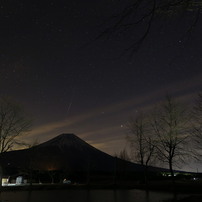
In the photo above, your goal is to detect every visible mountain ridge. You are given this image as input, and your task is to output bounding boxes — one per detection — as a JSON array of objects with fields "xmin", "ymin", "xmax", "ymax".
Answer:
[
  {"xmin": 1, "ymin": 133, "xmax": 171, "ymax": 179},
  {"xmin": 0, "ymin": 133, "xmax": 123, "ymax": 173},
  {"xmin": 37, "ymin": 133, "xmax": 101, "ymax": 152}
]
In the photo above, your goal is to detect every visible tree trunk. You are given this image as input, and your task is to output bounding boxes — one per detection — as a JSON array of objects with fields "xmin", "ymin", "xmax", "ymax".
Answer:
[
  {"xmin": 169, "ymin": 160, "xmax": 175, "ymax": 183},
  {"xmin": 0, "ymin": 165, "xmax": 2, "ymax": 188},
  {"xmin": 113, "ymin": 157, "xmax": 117, "ymax": 186},
  {"xmin": 144, "ymin": 165, "xmax": 148, "ymax": 186}
]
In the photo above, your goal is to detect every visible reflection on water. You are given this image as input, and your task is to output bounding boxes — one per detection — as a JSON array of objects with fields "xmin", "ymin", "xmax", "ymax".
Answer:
[{"xmin": 0, "ymin": 189, "xmax": 188, "ymax": 202}]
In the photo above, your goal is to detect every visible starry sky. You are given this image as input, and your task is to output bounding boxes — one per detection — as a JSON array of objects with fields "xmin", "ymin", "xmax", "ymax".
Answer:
[{"xmin": 1, "ymin": 1, "xmax": 202, "ymax": 171}]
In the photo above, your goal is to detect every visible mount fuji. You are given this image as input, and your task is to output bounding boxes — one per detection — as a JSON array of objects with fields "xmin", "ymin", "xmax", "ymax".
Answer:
[{"xmin": 0, "ymin": 134, "xmax": 144, "ymax": 174}]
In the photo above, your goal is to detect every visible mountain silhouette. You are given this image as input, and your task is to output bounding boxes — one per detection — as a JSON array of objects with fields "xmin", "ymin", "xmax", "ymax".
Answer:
[
  {"xmin": 31, "ymin": 133, "xmax": 117, "ymax": 172},
  {"xmin": 0, "ymin": 134, "xmax": 145, "ymax": 176},
  {"xmin": 0, "ymin": 133, "xmax": 177, "ymax": 185}
]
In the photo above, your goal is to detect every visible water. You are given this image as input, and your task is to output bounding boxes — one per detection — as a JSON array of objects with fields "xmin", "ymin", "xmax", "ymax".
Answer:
[{"xmin": 0, "ymin": 189, "xmax": 188, "ymax": 202}]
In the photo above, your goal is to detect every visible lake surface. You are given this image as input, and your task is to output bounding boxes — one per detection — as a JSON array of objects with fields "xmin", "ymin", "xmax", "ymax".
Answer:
[{"xmin": 0, "ymin": 189, "xmax": 188, "ymax": 202}]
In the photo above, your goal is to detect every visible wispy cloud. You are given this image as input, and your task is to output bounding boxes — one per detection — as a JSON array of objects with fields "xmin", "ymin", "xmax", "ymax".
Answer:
[{"xmin": 25, "ymin": 74, "xmax": 202, "ymax": 154}]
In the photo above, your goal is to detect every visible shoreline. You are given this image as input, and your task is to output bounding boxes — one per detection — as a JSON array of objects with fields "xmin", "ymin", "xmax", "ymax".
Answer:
[{"xmin": 1, "ymin": 180, "xmax": 202, "ymax": 194}]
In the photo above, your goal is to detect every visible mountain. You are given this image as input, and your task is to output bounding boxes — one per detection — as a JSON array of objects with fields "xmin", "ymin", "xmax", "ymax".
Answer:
[
  {"xmin": 30, "ymin": 133, "xmax": 117, "ymax": 172},
  {"xmin": 0, "ymin": 134, "xmax": 144, "ymax": 175},
  {"xmin": 0, "ymin": 134, "xmax": 192, "ymax": 184}
]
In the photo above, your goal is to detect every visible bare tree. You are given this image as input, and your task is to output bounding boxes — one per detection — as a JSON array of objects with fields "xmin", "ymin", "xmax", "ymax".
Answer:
[
  {"xmin": 192, "ymin": 92, "xmax": 202, "ymax": 154},
  {"xmin": 27, "ymin": 138, "xmax": 40, "ymax": 148},
  {"xmin": 0, "ymin": 97, "xmax": 31, "ymax": 153},
  {"xmin": 98, "ymin": 0, "xmax": 202, "ymax": 54},
  {"xmin": 151, "ymin": 96, "xmax": 190, "ymax": 179},
  {"xmin": 115, "ymin": 148, "xmax": 131, "ymax": 161},
  {"xmin": 126, "ymin": 113, "xmax": 156, "ymax": 183},
  {"xmin": 127, "ymin": 114, "xmax": 155, "ymax": 167}
]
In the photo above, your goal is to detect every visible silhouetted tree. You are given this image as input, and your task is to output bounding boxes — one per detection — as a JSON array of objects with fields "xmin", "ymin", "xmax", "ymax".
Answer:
[
  {"xmin": 99, "ymin": 0, "xmax": 202, "ymax": 54},
  {"xmin": 116, "ymin": 148, "xmax": 131, "ymax": 161},
  {"xmin": 0, "ymin": 97, "xmax": 31, "ymax": 153},
  {"xmin": 0, "ymin": 165, "xmax": 2, "ymax": 188},
  {"xmin": 127, "ymin": 114, "xmax": 155, "ymax": 166},
  {"xmin": 151, "ymin": 96, "xmax": 190, "ymax": 180},
  {"xmin": 127, "ymin": 113, "xmax": 155, "ymax": 183},
  {"xmin": 27, "ymin": 138, "xmax": 40, "ymax": 148},
  {"xmin": 192, "ymin": 92, "xmax": 202, "ymax": 155}
]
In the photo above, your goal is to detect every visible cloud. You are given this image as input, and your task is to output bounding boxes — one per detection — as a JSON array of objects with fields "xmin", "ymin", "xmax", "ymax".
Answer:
[{"xmin": 25, "ymin": 74, "xmax": 202, "ymax": 153}]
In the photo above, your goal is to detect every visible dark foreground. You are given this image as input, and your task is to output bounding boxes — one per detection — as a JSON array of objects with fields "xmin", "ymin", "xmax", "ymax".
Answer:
[
  {"xmin": 1, "ymin": 180, "xmax": 202, "ymax": 202},
  {"xmin": 1, "ymin": 180, "xmax": 202, "ymax": 192}
]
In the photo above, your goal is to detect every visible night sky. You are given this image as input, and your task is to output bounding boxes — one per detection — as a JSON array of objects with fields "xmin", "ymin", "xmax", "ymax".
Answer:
[{"xmin": 1, "ymin": 1, "xmax": 202, "ymax": 171}]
